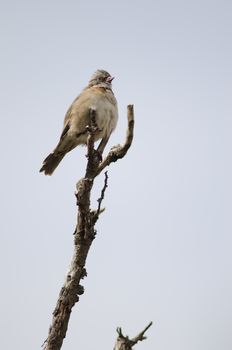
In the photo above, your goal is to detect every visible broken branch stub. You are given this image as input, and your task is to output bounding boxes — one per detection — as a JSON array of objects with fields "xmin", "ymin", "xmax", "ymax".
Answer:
[{"xmin": 114, "ymin": 322, "xmax": 153, "ymax": 350}]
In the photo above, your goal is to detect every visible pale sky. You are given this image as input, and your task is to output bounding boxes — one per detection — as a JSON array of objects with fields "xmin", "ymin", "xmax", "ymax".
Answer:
[{"xmin": 1, "ymin": 1, "xmax": 232, "ymax": 349}]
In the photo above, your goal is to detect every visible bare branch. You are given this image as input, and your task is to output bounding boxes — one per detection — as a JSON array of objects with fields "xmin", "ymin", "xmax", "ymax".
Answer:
[
  {"xmin": 130, "ymin": 321, "xmax": 153, "ymax": 345},
  {"xmin": 96, "ymin": 171, "xmax": 108, "ymax": 216},
  {"xmin": 114, "ymin": 322, "xmax": 153, "ymax": 350}
]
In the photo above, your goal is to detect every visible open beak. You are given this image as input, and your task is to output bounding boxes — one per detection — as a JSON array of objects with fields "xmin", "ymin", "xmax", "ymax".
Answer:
[{"xmin": 106, "ymin": 76, "xmax": 114, "ymax": 83}]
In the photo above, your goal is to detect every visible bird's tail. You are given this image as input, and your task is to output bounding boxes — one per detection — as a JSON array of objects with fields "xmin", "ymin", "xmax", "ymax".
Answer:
[{"xmin": 40, "ymin": 152, "xmax": 65, "ymax": 175}]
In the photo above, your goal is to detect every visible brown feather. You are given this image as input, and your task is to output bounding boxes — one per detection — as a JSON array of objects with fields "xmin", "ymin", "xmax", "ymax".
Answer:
[{"xmin": 39, "ymin": 153, "xmax": 65, "ymax": 176}]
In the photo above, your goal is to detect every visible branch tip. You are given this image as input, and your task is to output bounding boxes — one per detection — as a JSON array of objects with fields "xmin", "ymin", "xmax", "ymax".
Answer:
[{"xmin": 127, "ymin": 104, "xmax": 134, "ymax": 122}]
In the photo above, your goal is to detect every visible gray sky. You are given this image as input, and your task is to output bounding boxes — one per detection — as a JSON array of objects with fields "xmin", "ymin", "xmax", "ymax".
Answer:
[{"xmin": 1, "ymin": 1, "xmax": 232, "ymax": 349}]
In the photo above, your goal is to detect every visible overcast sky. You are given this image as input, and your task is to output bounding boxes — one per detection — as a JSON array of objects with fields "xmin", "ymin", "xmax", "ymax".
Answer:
[{"xmin": 1, "ymin": 1, "xmax": 232, "ymax": 349}]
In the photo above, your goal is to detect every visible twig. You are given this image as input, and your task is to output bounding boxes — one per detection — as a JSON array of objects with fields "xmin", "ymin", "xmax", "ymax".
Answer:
[
  {"xmin": 96, "ymin": 171, "xmax": 108, "ymax": 216},
  {"xmin": 131, "ymin": 321, "xmax": 153, "ymax": 345}
]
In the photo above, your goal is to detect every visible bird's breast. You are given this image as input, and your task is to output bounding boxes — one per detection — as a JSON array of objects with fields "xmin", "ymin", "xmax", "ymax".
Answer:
[
  {"xmin": 88, "ymin": 89, "xmax": 118, "ymax": 139},
  {"xmin": 68, "ymin": 87, "xmax": 118, "ymax": 142}
]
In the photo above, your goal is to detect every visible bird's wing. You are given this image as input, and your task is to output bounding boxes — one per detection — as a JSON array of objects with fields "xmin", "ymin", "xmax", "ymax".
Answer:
[
  {"xmin": 59, "ymin": 121, "xmax": 70, "ymax": 140},
  {"xmin": 63, "ymin": 94, "xmax": 81, "ymax": 126},
  {"xmin": 59, "ymin": 94, "xmax": 81, "ymax": 140}
]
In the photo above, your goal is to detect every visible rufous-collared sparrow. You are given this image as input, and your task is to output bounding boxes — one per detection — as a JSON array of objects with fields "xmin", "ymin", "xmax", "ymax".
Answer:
[{"xmin": 40, "ymin": 70, "xmax": 118, "ymax": 175}]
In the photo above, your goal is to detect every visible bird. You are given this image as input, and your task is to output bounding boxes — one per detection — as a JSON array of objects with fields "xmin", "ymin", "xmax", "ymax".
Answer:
[{"xmin": 40, "ymin": 70, "xmax": 118, "ymax": 175}]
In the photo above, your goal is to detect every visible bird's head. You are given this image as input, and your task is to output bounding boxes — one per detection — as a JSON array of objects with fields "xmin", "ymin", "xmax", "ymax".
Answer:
[{"xmin": 88, "ymin": 70, "xmax": 114, "ymax": 88}]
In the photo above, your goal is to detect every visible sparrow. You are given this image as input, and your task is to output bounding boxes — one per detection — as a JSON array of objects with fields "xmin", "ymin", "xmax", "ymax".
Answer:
[{"xmin": 40, "ymin": 70, "xmax": 118, "ymax": 175}]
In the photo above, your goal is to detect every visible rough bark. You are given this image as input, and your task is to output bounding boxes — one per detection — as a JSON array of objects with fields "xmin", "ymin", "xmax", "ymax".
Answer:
[{"xmin": 43, "ymin": 105, "xmax": 135, "ymax": 350}]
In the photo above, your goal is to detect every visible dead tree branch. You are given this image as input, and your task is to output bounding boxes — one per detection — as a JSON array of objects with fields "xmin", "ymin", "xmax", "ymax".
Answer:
[
  {"xmin": 114, "ymin": 322, "xmax": 153, "ymax": 350},
  {"xmin": 43, "ymin": 105, "xmax": 135, "ymax": 350}
]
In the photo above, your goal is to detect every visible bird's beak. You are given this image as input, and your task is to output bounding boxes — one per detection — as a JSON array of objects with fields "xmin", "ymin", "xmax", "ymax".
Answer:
[{"xmin": 106, "ymin": 76, "xmax": 114, "ymax": 83}]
